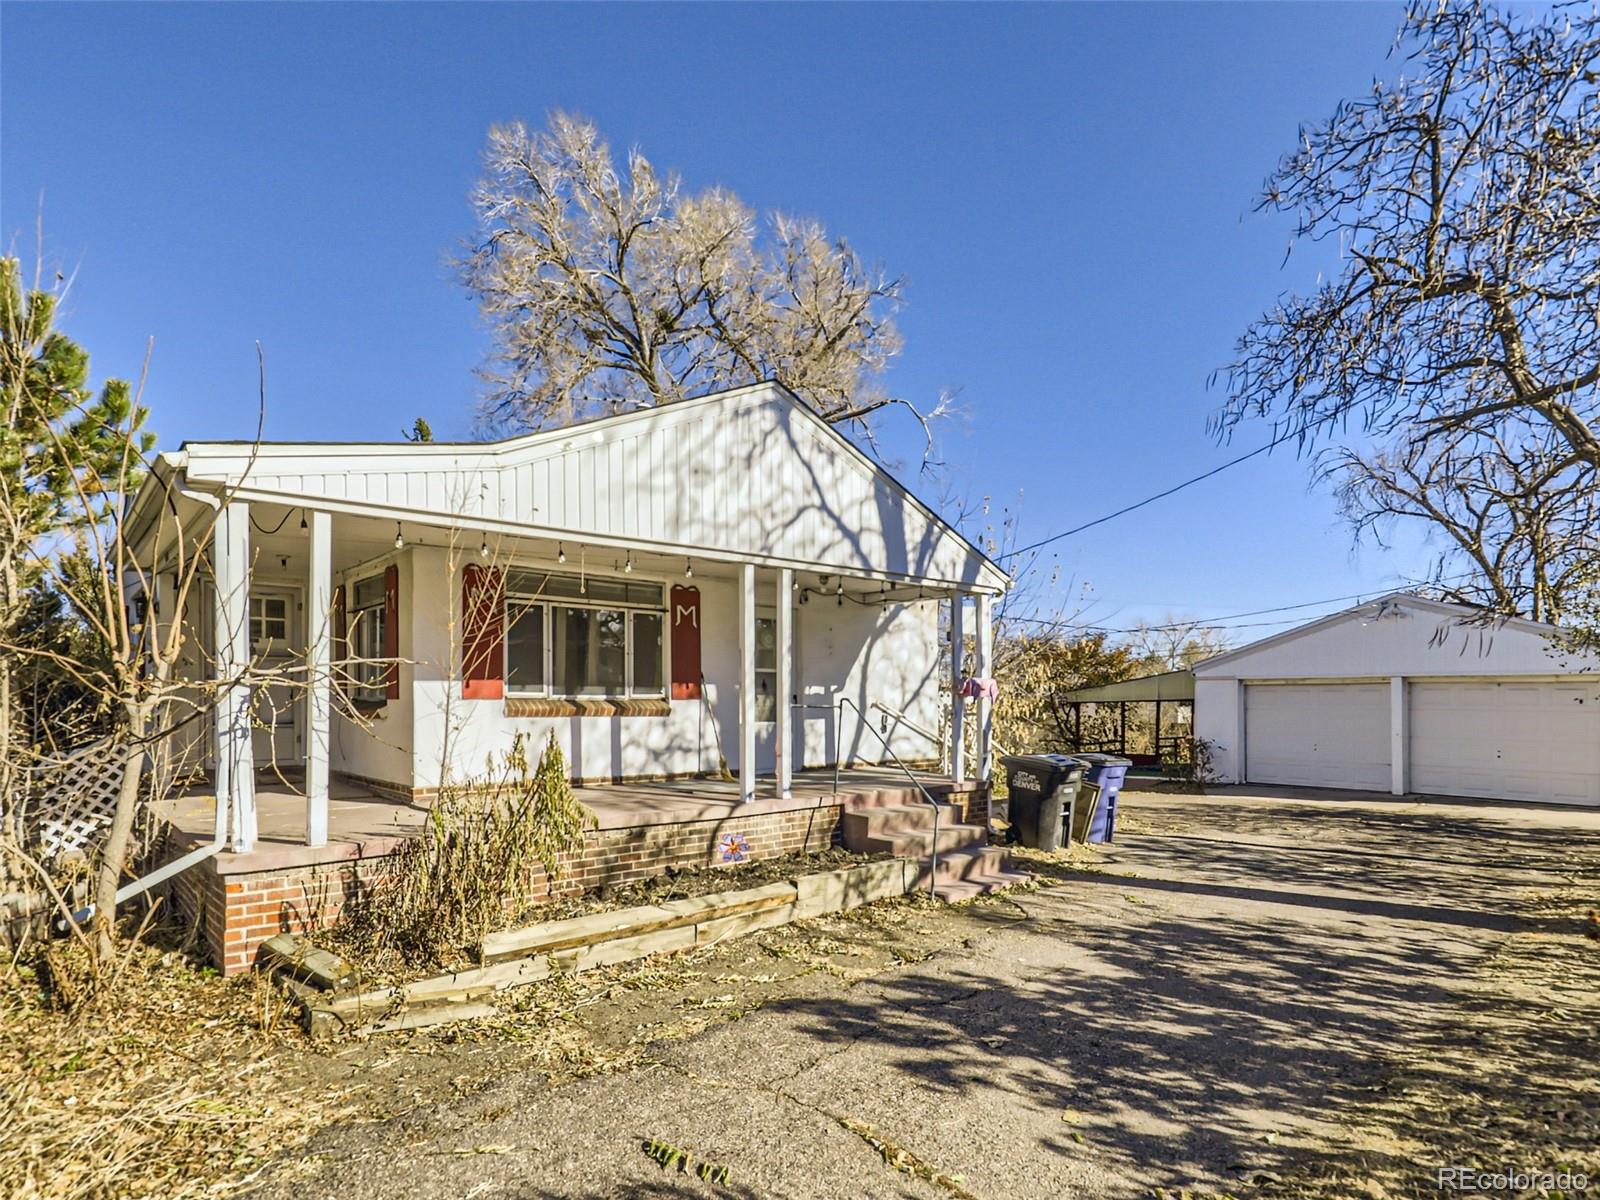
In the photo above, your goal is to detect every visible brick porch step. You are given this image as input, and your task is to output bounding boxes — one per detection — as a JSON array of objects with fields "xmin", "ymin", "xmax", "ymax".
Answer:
[
  {"xmin": 842, "ymin": 803, "xmax": 966, "ymax": 843},
  {"xmin": 840, "ymin": 799, "xmax": 1027, "ymax": 902}
]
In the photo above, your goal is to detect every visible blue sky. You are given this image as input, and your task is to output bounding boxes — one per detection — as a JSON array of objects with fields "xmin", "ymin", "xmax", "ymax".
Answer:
[{"xmin": 2, "ymin": 1, "xmax": 1437, "ymax": 640}]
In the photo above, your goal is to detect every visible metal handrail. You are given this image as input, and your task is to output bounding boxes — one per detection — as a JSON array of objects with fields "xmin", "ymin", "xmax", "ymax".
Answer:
[
  {"xmin": 869, "ymin": 700, "xmax": 943, "ymax": 750},
  {"xmin": 795, "ymin": 697, "xmax": 945, "ymax": 898}
]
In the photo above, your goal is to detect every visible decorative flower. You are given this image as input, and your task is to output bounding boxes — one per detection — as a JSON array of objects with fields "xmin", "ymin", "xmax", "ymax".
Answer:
[{"xmin": 718, "ymin": 832, "xmax": 751, "ymax": 864}]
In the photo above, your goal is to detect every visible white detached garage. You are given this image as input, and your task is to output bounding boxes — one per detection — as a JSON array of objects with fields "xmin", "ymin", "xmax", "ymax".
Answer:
[{"xmin": 1193, "ymin": 594, "xmax": 1600, "ymax": 806}]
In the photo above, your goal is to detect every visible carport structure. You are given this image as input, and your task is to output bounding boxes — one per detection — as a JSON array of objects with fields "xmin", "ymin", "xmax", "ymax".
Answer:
[{"xmin": 1057, "ymin": 669, "xmax": 1194, "ymax": 768}]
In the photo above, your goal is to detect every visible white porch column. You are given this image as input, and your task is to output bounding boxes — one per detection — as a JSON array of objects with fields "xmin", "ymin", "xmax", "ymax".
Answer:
[
  {"xmin": 738, "ymin": 562, "xmax": 757, "ymax": 803},
  {"xmin": 950, "ymin": 594, "xmax": 966, "ymax": 783},
  {"xmin": 975, "ymin": 592, "xmax": 995, "ymax": 784},
  {"xmin": 1389, "ymin": 675, "xmax": 1408, "ymax": 796},
  {"xmin": 776, "ymin": 567, "xmax": 793, "ymax": 800},
  {"xmin": 305, "ymin": 511, "xmax": 332, "ymax": 846},
  {"xmin": 213, "ymin": 500, "xmax": 257, "ymax": 852}
]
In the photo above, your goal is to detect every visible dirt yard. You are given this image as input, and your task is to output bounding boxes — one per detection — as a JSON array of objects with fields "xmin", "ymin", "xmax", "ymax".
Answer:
[{"xmin": 6, "ymin": 785, "xmax": 1598, "ymax": 1199}]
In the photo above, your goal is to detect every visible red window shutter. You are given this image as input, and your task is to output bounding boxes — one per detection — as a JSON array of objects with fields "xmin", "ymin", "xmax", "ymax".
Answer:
[
  {"xmin": 669, "ymin": 585, "xmax": 701, "ymax": 700},
  {"xmin": 383, "ymin": 563, "xmax": 400, "ymax": 701},
  {"xmin": 462, "ymin": 564, "xmax": 505, "ymax": 700},
  {"xmin": 333, "ymin": 585, "xmax": 348, "ymax": 696}
]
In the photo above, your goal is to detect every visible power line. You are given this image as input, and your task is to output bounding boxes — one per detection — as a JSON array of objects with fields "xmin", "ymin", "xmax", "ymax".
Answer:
[
  {"xmin": 998, "ymin": 430, "xmax": 1299, "ymax": 562},
  {"xmin": 1000, "ymin": 570, "xmax": 1483, "ymax": 635},
  {"xmin": 1006, "ymin": 609, "xmax": 1344, "ymax": 636}
]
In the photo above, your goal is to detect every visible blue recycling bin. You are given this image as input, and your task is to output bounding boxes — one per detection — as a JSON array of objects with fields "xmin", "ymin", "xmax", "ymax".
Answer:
[{"xmin": 1073, "ymin": 754, "xmax": 1132, "ymax": 843}]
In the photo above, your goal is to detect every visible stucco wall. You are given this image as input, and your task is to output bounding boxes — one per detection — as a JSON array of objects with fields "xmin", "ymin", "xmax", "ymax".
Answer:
[
  {"xmin": 1194, "ymin": 677, "xmax": 1243, "ymax": 783},
  {"xmin": 398, "ymin": 546, "xmax": 944, "ymax": 791},
  {"xmin": 330, "ymin": 548, "xmax": 414, "ymax": 789}
]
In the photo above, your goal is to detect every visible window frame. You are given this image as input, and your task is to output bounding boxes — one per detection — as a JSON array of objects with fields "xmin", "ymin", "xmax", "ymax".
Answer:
[
  {"xmin": 347, "ymin": 572, "xmax": 389, "ymax": 706},
  {"xmin": 249, "ymin": 594, "xmax": 290, "ymax": 651},
  {"xmin": 502, "ymin": 566, "xmax": 670, "ymax": 701}
]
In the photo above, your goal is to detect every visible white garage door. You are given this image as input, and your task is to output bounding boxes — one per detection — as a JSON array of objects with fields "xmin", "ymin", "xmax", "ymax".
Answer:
[
  {"xmin": 1245, "ymin": 683, "xmax": 1391, "ymax": 791},
  {"xmin": 1409, "ymin": 681, "xmax": 1600, "ymax": 806}
]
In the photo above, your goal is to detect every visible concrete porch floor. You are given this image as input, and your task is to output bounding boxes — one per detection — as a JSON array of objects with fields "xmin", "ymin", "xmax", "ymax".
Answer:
[{"xmin": 159, "ymin": 768, "xmax": 983, "ymax": 875}]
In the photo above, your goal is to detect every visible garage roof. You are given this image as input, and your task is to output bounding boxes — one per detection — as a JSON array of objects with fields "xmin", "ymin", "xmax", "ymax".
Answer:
[{"xmin": 1191, "ymin": 592, "xmax": 1597, "ymax": 680}]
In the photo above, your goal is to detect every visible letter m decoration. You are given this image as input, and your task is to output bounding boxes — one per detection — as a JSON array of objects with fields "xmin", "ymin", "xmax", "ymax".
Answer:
[{"xmin": 670, "ymin": 585, "xmax": 701, "ymax": 700}]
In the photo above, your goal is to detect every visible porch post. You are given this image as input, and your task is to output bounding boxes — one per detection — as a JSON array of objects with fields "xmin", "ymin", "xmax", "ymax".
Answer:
[
  {"xmin": 305, "ymin": 510, "xmax": 332, "ymax": 846},
  {"xmin": 738, "ymin": 562, "xmax": 757, "ymax": 803},
  {"xmin": 975, "ymin": 592, "xmax": 994, "ymax": 784},
  {"xmin": 213, "ymin": 500, "xmax": 256, "ymax": 852},
  {"xmin": 949, "ymin": 594, "xmax": 966, "ymax": 783},
  {"xmin": 776, "ymin": 567, "xmax": 793, "ymax": 800}
]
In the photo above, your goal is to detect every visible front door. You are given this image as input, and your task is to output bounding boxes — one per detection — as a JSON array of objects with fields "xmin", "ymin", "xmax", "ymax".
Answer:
[
  {"xmin": 248, "ymin": 586, "xmax": 303, "ymax": 775},
  {"xmin": 753, "ymin": 604, "xmax": 799, "ymax": 774}
]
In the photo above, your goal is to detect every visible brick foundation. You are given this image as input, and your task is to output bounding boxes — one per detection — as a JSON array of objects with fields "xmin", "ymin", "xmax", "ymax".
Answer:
[
  {"xmin": 167, "ymin": 780, "xmax": 990, "ymax": 976},
  {"xmin": 167, "ymin": 801, "xmax": 846, "ymax": 975}
]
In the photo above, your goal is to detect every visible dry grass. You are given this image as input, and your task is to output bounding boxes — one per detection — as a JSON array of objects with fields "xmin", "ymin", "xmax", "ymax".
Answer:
[
  {"xmin": 1258, "ymin": 878, "xmax": 1600, "ymax": 1199},
  {"xmin": 0, "ymin": 928, "xmax": 346, "ymax": 1200},
  {"xmin": 0, "ymin": 858, "xmax": 990, "ymax": 1200}
]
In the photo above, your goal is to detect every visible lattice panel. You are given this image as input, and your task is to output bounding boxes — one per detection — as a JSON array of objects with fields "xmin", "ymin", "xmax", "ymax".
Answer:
[{"xmin": 21, "ymin": 737, "xmax": 128, "ymax": 861}]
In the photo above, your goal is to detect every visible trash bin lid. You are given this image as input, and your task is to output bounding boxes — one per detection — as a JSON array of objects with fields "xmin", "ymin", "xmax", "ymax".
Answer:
[
  {"xmin": 1073, "ymin": 753, "xmax": 1132, "ymax": 767},
  {"xmin": 1042, "ymin": 754, "xmax": 1085, "ymax": 774},
  {"xmin": 1001, "ymin": 753, "xmax": 1085, "ymax": 775}
]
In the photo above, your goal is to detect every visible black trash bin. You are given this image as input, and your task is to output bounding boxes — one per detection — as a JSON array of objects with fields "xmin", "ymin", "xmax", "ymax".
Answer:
[
  {"xmin": 1072, "ymin": 753, "xmax": 1133, "ymax": 843},
  {"xmin": 1002, "ymin": 754, "xmax": 1087, "ymax": 851}
]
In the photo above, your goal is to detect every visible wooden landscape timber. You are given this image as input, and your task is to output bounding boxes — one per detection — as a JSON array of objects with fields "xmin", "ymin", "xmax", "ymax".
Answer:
[
  {"xmin": 289, "ymin": 857, "xmax": 919, "ymax": 1037},
  {"xmin": 259, "ymin": 932, "xmax": 360, "ymax": 991}
]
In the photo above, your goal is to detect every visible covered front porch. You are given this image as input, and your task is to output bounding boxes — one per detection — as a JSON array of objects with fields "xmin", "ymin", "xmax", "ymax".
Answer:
[{"xmin": 144, "ymin": 493, "xmax": 1002, "ymax": 856}]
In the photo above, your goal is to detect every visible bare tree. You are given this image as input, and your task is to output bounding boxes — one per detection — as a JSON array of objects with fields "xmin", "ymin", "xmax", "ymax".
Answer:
[
  {"xmin": 1330, "ymin": 419, "xmax": 1600, "ymax": 621},
  {"xmin": 1125, "ymin": 616, "xmax": 1231, "ymax": 672},
  {"xmin": 1215, "ymin": 4, "xmax": 1600, "ymax": 470},
  {"xmin": 0, "ymin": 329, "xmax": 384, "ymax": 978},
  {"xmin": 462, "ymin": 113, "xmax": 945, "ymax": 449}
]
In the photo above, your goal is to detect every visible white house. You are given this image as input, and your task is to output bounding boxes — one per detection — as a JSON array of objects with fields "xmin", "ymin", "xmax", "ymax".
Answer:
[
  {"xmin": 1193, "ymin": 593, "xmax": 1600, "ymax": 806},
  {"xmin": 126, "ymin": 382, "xmax": 1010, "ymax": 853}
]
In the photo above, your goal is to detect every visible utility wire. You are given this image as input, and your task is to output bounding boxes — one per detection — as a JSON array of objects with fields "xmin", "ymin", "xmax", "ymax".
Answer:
[
  {"xmin": 1001, "ymin": 569, "xmax": 1483, "ymax": 635},
  {"xmin": 998, "ymin": 430, "xmax": 1300, "ymax": 562}
]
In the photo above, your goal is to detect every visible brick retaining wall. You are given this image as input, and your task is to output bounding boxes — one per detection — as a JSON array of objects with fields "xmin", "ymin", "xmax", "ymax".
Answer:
[{"xmin": 169, "ymin": 801, "xmax": 847, "ymax": 975}]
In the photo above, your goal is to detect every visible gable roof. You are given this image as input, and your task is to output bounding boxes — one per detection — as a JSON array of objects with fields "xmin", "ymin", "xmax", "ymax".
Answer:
[
  {"xmin": 148, "ymin": 381, "xmax": 1009, "ymax": 592},
  {"xmin": 1191, "ymin": 591, "xmax": 1590, "ymax": 678}
]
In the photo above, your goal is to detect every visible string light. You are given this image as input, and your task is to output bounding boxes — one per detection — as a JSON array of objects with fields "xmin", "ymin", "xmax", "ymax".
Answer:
[
  {"xmin": 393, "ymin": 524, "xmax": 404, "ymax": 549},
  {"xmin": 557, "ymin": 543, "xmax": 566, "ymax": 564},
  {"xmin": 479, "ymin": 538, "xmax": 490, "ymax": 559},
  {"xmin": 684, "ymin": 559, "xmax": 693, "ymax": 579},
  {"xmin": 624, "ymin": 556, "xmax": 634, "ymax": 574}
]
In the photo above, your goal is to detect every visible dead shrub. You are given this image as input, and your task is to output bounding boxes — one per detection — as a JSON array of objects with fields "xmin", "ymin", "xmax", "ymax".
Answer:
[{"xmin": 336, "ymin": 732, "xmax": 596, "ymax": 968}]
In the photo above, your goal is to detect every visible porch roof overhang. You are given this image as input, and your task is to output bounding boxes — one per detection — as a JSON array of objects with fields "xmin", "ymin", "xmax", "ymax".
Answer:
[
  {"xmin": 1057, "ymin": 668, "xmax": 1195, "ymax": 704},
  {"xmin": 127, "ymin": 383, "xmax": 1010, "ymax": 595}
]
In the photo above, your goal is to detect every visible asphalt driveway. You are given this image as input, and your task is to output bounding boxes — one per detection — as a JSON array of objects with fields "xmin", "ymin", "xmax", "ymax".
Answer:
[{"xmin": 245, "ymin": 787, "xmax": 1600, "ymax": 1200}]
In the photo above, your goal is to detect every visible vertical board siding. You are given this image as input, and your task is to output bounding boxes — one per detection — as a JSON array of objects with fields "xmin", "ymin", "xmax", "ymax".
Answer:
[{"xmin": 194, "ymin": 388, "xmax": 992, "ymax": 585}]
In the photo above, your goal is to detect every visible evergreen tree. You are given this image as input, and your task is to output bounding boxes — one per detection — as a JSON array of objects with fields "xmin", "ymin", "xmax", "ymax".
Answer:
[{"xmin": 0, "ymin": 257, "xmax": 154, "ymax": 796}]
